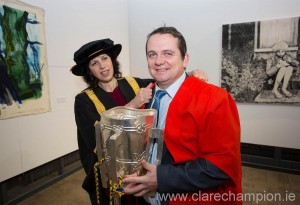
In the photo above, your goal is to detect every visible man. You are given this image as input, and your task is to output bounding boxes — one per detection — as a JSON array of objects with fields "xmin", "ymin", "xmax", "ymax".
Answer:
[{"xmin": 123, "ymin": 26, "xmax": 242, "ymax": 205}]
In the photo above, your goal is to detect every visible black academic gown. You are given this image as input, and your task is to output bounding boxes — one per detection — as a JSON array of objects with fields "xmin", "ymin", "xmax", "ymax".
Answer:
[{"xmin": 74, "ymin": 77, "xmax": 152, "ymax": 205}]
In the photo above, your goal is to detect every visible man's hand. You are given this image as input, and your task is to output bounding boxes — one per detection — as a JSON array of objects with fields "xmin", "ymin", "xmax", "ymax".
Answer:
[{"xmin": 123, "ymin": 160, "xmax": 158, "ymax": 196}]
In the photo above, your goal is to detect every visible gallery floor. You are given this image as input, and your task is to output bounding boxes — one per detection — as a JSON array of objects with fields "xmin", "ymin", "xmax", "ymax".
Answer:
[{"xmin": 17, "ymin": 166, "xmax": 299, "ymax": 205}]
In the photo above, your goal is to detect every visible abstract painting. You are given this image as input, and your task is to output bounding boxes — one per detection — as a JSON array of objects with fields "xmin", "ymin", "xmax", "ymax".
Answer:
[
  {"xmin": 221, "ymin": 16, "xmax": 300, "ymax": 105},
  {"xmin": 0, "ymin": 0, "xmax": 50, "ymax": 119}
]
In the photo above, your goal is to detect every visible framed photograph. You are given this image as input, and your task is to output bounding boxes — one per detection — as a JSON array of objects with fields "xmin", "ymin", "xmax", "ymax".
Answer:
[
  {"xmin": 221, "ymin": 16, "xmax": 300, "ymax": 105},
  {"xmin": 0, "ymin": 0, "xmax": 50, "ymax": 119}
]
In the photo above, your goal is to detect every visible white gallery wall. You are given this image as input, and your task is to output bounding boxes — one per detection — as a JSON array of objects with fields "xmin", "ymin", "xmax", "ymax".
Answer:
[
  {"xmin": 0, "ymin": 0, "xmax": 300, "ymax": 182},
  {"xmin": 0, "ymin": 0, "xmax": 130, "ymax": 182}
]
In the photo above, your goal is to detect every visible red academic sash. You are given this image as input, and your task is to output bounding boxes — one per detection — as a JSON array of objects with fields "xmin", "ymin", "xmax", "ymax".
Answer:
[{"xmin": 164, "ymin": 77, "xmax": 242, "ymax": 205}]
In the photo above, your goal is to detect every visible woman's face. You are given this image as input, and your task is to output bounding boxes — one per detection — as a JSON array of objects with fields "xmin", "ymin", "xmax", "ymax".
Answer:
[
  {"xmin": 89, "ymin": 53, "xmax": 114, "ymax": 83},
  {"xmin": 276, "ymin": 49, "xmax": 286, "ymax": 57}
]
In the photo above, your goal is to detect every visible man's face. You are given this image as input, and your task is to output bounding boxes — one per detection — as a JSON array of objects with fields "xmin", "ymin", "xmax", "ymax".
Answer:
[{"xmin": 146, "ymin": 33, "xmax": 189, "ymax": 89}]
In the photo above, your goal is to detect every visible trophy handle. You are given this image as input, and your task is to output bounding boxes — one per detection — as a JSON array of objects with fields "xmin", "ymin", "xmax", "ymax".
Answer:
[
  {"xmin": 145, "ymin": 128, "xmax": 164, "ymax": 165},
  {"xmin": 107, "ymin": 132, "xmax": 122, "ymax": 184},
  {"xmin": 95, "ymin": 122, "xmax": 109, "ymax": 188},
  {"xmin": 144, "ymin": 128, "xmax": 164, "ymax": 199}
]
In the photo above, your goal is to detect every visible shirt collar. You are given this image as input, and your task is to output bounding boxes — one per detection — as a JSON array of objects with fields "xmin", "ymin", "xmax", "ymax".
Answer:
[{"xmin": 155, "ymin": 71, "xmax": 187, "ymax": 98}]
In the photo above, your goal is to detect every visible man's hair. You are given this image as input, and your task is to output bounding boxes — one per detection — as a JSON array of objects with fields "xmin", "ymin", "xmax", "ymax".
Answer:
[
  {"xmin": 146, "ymin": 26, "xmax": 187, "ymax": 59},
  {"xmin": 82, "ymin": 52, "xmax": 122, "ymax": 88}
]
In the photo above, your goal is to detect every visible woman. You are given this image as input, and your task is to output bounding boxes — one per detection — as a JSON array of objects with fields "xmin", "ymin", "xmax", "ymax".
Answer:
[
  {"xmin": 266, "ymin": 41, "xmax": 299, "ymax": 98},
  {"xmin": 71, "ymin": 38, "xmax": 208, "ymax": 205}
]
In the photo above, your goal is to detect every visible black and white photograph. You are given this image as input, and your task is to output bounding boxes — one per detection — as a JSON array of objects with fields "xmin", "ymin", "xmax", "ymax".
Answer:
[{"xmin": 221, "ymin": 16, "xmax": 300, "ymax": 104}]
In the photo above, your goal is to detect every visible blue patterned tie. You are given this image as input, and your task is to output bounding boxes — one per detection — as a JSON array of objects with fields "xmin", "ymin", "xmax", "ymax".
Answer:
[
  {"xmin": 152, "ymin": 90, "xmax": 167, "ymax": 126},
  {"xmin": 148, "ymin": 90, "xmax": 167, "ymax": 205}
]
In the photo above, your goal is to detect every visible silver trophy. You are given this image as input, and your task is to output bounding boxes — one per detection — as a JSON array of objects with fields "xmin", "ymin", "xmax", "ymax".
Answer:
[{"xmin": 95, "ymin": 106, "xmax": 163, "ymax": 205}]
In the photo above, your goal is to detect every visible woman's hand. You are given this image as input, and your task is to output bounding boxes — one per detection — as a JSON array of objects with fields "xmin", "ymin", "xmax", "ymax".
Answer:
[
  {"xmin": 189, "ymin": 69, "xmax": 208, "ymax": 82},
  {"xmin": 126, "ymin": 83, "xmax": 154, "ymax": 108}
]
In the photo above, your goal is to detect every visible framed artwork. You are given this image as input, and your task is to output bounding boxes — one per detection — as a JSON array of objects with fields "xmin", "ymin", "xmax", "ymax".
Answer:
[
  {"xmin": 221, "ymin": 16, "xmax": 300, "ymax": 105},
  {"xmin": 0, "ymin": 0, "xmax": 50, "ymax": 119}
]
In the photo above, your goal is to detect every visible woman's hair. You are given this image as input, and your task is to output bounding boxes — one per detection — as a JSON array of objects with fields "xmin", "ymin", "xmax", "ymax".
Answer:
[
  {"xmin": 82, "ymin": 52, "xmax": 122, "ymax": 87},
  {"xmin": 145, "ymin": 26, "xmax": 187, "ymax": 60}
]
